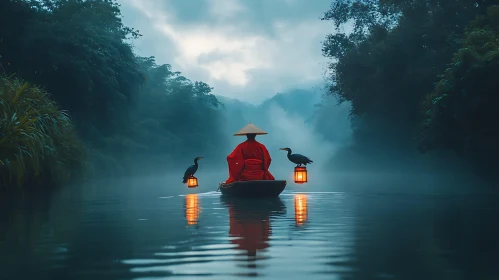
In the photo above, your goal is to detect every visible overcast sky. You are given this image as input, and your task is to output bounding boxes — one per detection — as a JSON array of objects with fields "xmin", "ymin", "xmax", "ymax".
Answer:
[{"xmin": 118, "ymin": 0, "xmax": 334, "ymax": 104}]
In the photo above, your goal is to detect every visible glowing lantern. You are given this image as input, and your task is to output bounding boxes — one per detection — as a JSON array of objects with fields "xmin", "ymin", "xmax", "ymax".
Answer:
[
  {"xmin": 185, "ymin": 194, "xmax": 200, "ymax": 226},
  {"xmin": 187, "ymin": 175, "xmax": 198, "ymax": 188},
  {"xmin": 294, "ymin": 194, "xmax": 308, "ymax": 226},
  {"xmin": 294, "ymin": 166, "xmax": 308, "ymax": 184}
]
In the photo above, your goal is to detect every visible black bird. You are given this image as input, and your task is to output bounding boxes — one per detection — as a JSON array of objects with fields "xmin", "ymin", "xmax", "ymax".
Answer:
[
  {"xmin": 182, "ymin": 157, "xmax": 203, "ymax": 183},
  {"xmin": 279, "ymin": 148, "xmax": 313, "ymax": 167}
]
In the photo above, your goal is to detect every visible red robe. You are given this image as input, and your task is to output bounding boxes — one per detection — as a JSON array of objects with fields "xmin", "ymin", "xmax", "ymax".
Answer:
[{"xmin": 225, "ymin": 139, "xmax": 275, "ymax": 184}]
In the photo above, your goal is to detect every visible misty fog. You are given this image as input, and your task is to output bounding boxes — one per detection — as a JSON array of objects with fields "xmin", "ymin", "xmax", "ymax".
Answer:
[
  {"xmin": 115, "ymin": 85, "xmax": 494, "ymax": 198},
  {"xmin": 2, "ymin": 1, "xmax": 499, "ymax": 279}
]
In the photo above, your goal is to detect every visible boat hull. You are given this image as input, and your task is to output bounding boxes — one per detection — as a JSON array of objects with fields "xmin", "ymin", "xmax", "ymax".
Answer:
[{"xmin": 219, "ymin": 180, "xmax": 287, "ymax": 198}]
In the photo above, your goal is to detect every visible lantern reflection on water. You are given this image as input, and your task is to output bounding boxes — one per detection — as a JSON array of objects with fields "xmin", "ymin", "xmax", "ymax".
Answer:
[
  {"xmin": 294, "ymin": 166, "xmax": 308, "ymax": 184},
  {"xmin": 294, "ymin": 194, "xmax": 308, "ymax": 226},
  {"xmin": 185, "ymin": 194, "xmax": 200, "ymax": 226},
  {"xmin": 187, "ymin": 175, "xmax": 198, "ymax": 188}
]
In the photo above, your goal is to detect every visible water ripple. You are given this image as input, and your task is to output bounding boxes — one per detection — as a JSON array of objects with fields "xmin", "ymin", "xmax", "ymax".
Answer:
[
  {"xmin": 114, "ymin": 192, "xmax": 358, "ymax": 279},
  {"xmin": 3, "ymin": 182, "xmax": 498, "ymax": 280}
]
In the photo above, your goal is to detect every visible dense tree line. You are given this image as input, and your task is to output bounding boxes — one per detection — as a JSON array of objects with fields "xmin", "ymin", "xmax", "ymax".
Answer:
[
  {"xmin": 0, "ymin": 0, "xmax": 227, "ymax": 190},
  {"xmin": 0, "ymin": 0, "xmax": 142, "ymax": 136},
  {"xmin": 321, "ymin": 0, "xmax": 499, "ymax": 172}
]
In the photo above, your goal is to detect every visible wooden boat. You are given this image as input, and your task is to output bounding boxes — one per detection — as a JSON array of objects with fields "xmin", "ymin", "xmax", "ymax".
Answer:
[{"xmin": 218, "ymin": 180, "xmax": 287, "ymax": 198}]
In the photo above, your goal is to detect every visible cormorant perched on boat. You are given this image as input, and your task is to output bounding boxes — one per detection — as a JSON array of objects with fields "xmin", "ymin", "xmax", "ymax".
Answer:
[
  {"xmin": 279, "ymin": 148, "xmax": 313, "ymax": 167},
  {"xmin": 182, "ymin": 157, "xmax": 203, "ymax": 183}
]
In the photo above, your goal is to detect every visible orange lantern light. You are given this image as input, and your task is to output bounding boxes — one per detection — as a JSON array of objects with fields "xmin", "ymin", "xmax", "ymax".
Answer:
[
  {"xmin": 294, "ymin": 166, "xmax": 307, "ymax": 184},
  {"xmin": 187, "ymin": 175, "xmax": 198, "ymax": 188},
  {"xmin": 294, "ymin": 194, "xmax": 308, "ymax": 226},
  {"xmin": 185, "ymin": 194, "xmax": 200, "ymax": 226}
]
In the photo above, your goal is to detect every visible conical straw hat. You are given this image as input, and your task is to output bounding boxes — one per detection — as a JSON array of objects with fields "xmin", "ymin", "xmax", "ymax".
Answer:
[{"xmin": 233, "ymin": 123, "xmax": 268, "ymax": 136}]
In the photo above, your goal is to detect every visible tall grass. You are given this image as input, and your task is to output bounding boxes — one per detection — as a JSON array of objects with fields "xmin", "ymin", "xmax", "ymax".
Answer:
[{"xmin": 0, "ymin": 75, "xmax": 87, "ymax": 192}]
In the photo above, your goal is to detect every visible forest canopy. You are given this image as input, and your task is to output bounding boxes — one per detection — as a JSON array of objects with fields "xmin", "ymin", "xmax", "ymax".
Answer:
[
  {"xmin": 0, "ymin": 0, "xmax": 228, "ymax": 183},
  {"xmin": 321, "ymin": 0, "xmax": 499, "ymax": 171},
  {"xmin": 421, "ymin": 5, "xmax": 499, "ymax": 172},
  {"xmin": 2, "ymin": 0, "xmax": 499, "ymax": 190}
]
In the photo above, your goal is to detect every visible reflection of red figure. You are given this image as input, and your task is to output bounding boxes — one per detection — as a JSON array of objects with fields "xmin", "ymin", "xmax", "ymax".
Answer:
[{"xmin": 228, "ymin": 206, "xmax": 270, "ymax": 256}]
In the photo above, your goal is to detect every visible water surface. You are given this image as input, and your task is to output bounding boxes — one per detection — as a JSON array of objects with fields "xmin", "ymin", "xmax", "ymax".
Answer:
[{"xmin": 1, "ymin": 172, "xmax": 498, "ymax": 280}]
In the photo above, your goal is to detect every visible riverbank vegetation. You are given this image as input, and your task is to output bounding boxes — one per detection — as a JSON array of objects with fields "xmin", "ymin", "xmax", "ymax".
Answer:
[
  {"xmin": 0, "ymin": 0, "xmax": 227, "ymax": 189},
  {"xmin": 421, "ymin": 5, "xmax": 499, "ymax": 173},
  {"xmin": 0, "ymin": 76, "xmax": 86, "ymax": 192},
  {"xmin": 321, "ymin": 0, "xmax": 499, "ymax": 174},
  {"xmin": 2, "ymin": 0, "xmax": 499, "ymax": 191}
]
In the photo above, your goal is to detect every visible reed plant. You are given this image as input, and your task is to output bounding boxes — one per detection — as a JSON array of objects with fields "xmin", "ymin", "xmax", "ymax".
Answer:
[{"xmin": 0, "ymin": 75, "xmax": 87, "ymax": 192}]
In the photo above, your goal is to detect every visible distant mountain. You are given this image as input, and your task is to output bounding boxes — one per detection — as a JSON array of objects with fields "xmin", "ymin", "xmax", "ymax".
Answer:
[
  {"xmin": 216, "ymin": 88, "xmax": 353, "ymax": 170},
  {"xmin": 257, "ymin": 89, "xmax": 321, "ymax": 124},
  {"xmin": 259, "ymin": 89, "xmax": 320, "ymax": 111},
  {"xmin": 217, "ymin": 89, "xmax": 326, "ymax": 153},
  {"xmin": 216, "ymin": 95, "xmax": 256, "ymax": 111},
  {"xmin": 217, "ymin": 88, "xmax": 321, "ymax": 128}
]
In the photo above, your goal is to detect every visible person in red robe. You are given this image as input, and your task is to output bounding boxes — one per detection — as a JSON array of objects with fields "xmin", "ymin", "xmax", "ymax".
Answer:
[{"xmin": 225, "ymin": 123, "xmax": 275, "ymax": 184}]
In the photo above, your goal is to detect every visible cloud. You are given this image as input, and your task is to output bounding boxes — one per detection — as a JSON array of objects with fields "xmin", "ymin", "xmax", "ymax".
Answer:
[
  {"xmin": 155, "ymin": 22, "xmax": 271, "ymax": 86},
  {"xmin": 119, "ymin": 0, "xmax": 333, "ymax": 103},
  {"xmin": 209, "ymin": 0, "xmax": 247, "ymax": 19}
]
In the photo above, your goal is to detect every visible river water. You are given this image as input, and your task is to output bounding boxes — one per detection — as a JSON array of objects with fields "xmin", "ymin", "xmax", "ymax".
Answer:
[{"xmin": 1, "ymin": 171, "xmax": 498, "ymax": 280}]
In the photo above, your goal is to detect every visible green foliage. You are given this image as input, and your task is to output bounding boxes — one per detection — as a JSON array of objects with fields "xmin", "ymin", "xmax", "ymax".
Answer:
[
  {"xmin": 0, "ymin": 75, "xmax": 87, "ymax": 191},
  {"xmin": 420, "ymin": 5, "xmax": 499, "ymax": 168},
  {"xmin": 0, "ymin": 0, "xmax": 229, "ymax": 177},
  {"xmin": 0, "ymin": 0, "xmax": 143, "ymax": 137},
  {"xmin": 130, "ymin": 57, "xmax": 227, "ymax": 161},
  {"xmin": 86, "ymin": 56, "xmax": 228, "ymax": 172},
  {"xmin": 321, "ymin": 0, "xmax": 499, "ymax": 148}
]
